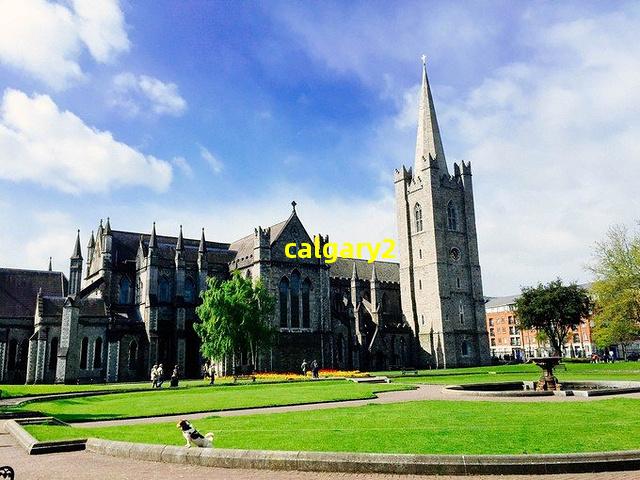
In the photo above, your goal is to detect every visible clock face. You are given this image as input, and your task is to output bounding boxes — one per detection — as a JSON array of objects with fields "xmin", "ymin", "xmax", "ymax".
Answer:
[{"xmin": 450, "ymin": 247, "xmax": 461, "ymax": 262}]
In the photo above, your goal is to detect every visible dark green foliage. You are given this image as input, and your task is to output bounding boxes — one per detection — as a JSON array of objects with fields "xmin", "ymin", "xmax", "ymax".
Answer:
[{"xmin": 515, "ymin": 279, "xmax": 592, "ymax": 355}]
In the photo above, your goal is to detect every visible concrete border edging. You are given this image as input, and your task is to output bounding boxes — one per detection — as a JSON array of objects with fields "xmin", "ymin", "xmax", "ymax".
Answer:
[
  {"xmin": 4, "ymin": 418, "xmax": 87, "ymax": 455},
  {"xmin": 85, "ymin": 439, "xmax": 640, "ymax": 475}
]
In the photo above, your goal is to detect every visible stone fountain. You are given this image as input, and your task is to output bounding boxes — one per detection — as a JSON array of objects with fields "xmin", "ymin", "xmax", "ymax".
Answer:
[{"xmin": 529, "ymin": 356, "xmax": 562, "ymax": 391}]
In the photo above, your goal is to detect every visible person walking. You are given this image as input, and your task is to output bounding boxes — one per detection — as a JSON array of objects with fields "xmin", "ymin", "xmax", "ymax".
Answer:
[
  {"xmin": 207, "ymin": 361, "xmax": 216, "ymax": 385},
  {"xmin": 301, "ymin": 359, "xmax": 308, "ymax": 377},
  {"xmin": 170, "ymin": 365, "xmax": 180, "ymax": 387},
  {"xmin": 150, "ymin": 364, "xmax": 158, "ymax": 388},
  {"xmin": 156, "ymin": 363, "xmax": 164, "ymax": 387},
  {"xmin": 311, "ymin": 359, "xmax": 319, "ymax": 379}
]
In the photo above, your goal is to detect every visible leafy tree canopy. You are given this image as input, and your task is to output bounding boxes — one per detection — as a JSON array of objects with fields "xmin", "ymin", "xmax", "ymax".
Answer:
[
  {"xmin": 589, "ymin": 224, "xmax": 640, "ymax": 356},
  {"xmin": 194, "ymin": 271, "xmax": 276, "ymax": 367},
  {"xmin": 515, "ymin": 279, "xmax": 591, "ymax": 356}
]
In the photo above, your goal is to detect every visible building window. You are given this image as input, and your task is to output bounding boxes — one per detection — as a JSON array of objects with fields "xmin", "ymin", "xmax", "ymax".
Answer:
[
  {"xmin": 118, "ymin": 276, "xmax": 131, "ymax": 304},
  {"xmin": 456, "ymin": 277, "xmax": 461, "ymax": 288},
  {"xmin": 7, "ymin": 339, "xmax": 17, "ymax": 370},
  {"xmin": 93, "ymin": 338, "xmax": 103, "ymax": 369},
  {"xmin": 279, "ymin": 277, "xmax": 289, "ymax": 328},
  {"xmin": 459, "ymin": 301, "xmax": 465, "ymax": 325},
  {"xmin": 158, "ymin": 276, "xmax": 171, "ymax": 302},
  {"xmin": 290, "ymin": 271, "xmax": 301, "ymax": 328},
  {"xmin": 461, "ymin": 340, "xmax": 469, "ymax": 356},
  {"xmin": 447, "ymin": 201, "xmax": 458, "ymax": 231},
  {"xmin": 418, "ymin": 279, "xmax": 422, "ymax": 290},
  {"xmin": 49, "ymin": 337, "xmax": 58, "ymax": 371},
  {"xmin": 184, "ymin": 277, "xmax": 196, "ymax": 303},
  {"xmin": 419, "ymin": 249, "xmax": 422, "ymax": 259},
  {"xmin": 489, "ymin": 318, "xmax": 494, "ymax": 326},
  {"xmin": 80, "ymin": 337, "xmax": 89, "ymax": 369},
  {"xmin": 414, "ymin": 203, "xmax": 423, "ymax": 232},
  {"xmin": 489, "ymin": 328, "xmax": 495, "ymax": 337},
  {"xmin": 490, "ymin": 338, "xmax": 496, "ymax": 347},
  {"xmin": 302, "ymin": 278, "xmax": 311, "ymax": 328},
  {"xmin": 128, "ymin": 340, "xmax": 138, "ymax": 369}
]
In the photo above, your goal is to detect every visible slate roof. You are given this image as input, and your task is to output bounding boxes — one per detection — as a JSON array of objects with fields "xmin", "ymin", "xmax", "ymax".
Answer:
[
  {"xmin": 111, "ymin": 230, "xmax": 233, "ymax": 266},
  {"xmin": 330, "ymin": 258, "xmax": 400, "ymax": 284},
  {"xmin": 0, "ymin": 268, "xmax": 67, "ymax": 318}
]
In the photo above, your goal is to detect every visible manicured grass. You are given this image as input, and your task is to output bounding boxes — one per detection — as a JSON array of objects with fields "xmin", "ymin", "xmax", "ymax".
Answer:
[
  {"xmin": 25, "ymin": 397, "xmax": 640, "ymax": 455},
  {"xmin": 380, "ymin": 361, "xmax": 640, "ymax": 385},
  {"xmin": 7, "ymin": 380, "xmax": 412, "ymax": 422},
  {"xmin": 0, "ymin": 379, "xmax": 212, "ymax": 399}
]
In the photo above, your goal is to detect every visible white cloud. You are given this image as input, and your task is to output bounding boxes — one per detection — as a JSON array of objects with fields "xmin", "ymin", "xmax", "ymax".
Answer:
[
  {"xmin": 111, "ymin": 73, "xmax": 187, "ymax": 117},
  {"xmin": 0, "ymin": 88, "xmax": 173, "ymax": 194},
  {"xmin": 199, "ymin": 145, "xmax": 223, "ymax": 174},
  {"xmin": 0, "ymin": 0, "xmax": 129, "ymax": 89},
  {"xmin": 172, "ymin": 156, "xmax": 193, "ymax": 178}
]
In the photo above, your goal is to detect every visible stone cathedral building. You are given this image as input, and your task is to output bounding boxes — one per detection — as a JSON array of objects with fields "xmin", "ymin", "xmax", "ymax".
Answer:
[{"xmin": 0, "ymin": 62, "xmax": 489, "ymax": 384}]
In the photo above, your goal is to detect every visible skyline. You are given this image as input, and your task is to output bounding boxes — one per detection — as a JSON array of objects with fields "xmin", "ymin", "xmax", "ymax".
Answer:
[{"xmin": 1, "ymin": 1, "xmax": 640, "ymax": 295}]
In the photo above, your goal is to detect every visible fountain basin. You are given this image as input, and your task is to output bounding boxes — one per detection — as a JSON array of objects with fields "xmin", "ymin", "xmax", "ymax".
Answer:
[{"xmin": 444, "ymin": 380, "xmax": 640, "ymax": 397}]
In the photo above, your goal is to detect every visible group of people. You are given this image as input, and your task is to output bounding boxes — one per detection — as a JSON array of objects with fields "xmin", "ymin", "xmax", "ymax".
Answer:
[
  {"xmin": 150, "ymin": 364, "xmax": 181, "ymax": 388},
  {"xmin": 300, "ymin": 359, "xmax": 320, "ymax": 378}
]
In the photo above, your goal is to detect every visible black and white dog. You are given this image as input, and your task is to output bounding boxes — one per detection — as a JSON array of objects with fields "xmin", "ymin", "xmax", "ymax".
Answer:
[{"xmin": 177, "ymin": 419, "xmax": 214, "ymax": 448}]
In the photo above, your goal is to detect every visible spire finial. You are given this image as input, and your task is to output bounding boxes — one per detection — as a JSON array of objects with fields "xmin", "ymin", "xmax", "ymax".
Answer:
[
  {"xmin": 291, "ymin": 200, "xmax": 297, "ymax": 212},
  {"xmin": 48, "ymin": 256, "xmax": 52, "ymax": 271},
  {"xmin": 105, "ymin": 217, "xmax": 112, "ymax": 234},
  {"xmin": 149, "ymin": 222, "xmax": 157, "ymax": 248},
  {"xmin": 421, "ymin": 54, "xmax": 426, "ymax": 66},
  {"xmin": 176, "ymin": 224, "xmax": 184, "ymax": 251}
]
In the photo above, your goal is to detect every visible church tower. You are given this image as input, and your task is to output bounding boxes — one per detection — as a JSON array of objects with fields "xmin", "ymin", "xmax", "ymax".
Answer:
[{"xmin": 394, "ymin": 58, "xmax": 490, "ymax": 368}]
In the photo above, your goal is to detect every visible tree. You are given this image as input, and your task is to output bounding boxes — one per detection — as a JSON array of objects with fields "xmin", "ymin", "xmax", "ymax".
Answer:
[
  {"xmin": 194, "ymin": 271, "xmax": 276, "ymax": 369},
  {"xmin": 515, "ymin": 279, "xmax": 592, "ymax": 356},
  {"xmin": 589, "ymin": 224, "xmax": 640, "ymax": 359}
]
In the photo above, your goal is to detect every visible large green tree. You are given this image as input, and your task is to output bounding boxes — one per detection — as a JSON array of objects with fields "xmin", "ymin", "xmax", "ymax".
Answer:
[
  {"xmin": 589, "ymin": 224, "xmax": 640, "ymax": 359},
  {"xmin": 194, "ymin": 271, "xmax": 276, "ymax": 369},
  {"xmin": 515, "ymin": 279, "xmax": 592, "ymax": 356}
]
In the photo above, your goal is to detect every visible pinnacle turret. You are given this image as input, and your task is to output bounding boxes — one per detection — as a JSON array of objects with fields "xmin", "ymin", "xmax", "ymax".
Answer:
[
  {"xmin": 105, "ymin": 217, "xmax": 112, "ymax": 235},
  {"xmin": 176, "ymin": 225, "xmax": 184, "ymax": 251},
  {"xmin": 198, "ymin": 228, "xmax": 207, "ymax": 254},
  {"xmin": 414, "ymin": 57, "xmax": 448, "ymax": 174},
  {"xmin": 48, "ymin": 257, "xmax": 52, "ymax": 271},
  {"xmin": 87, "ymin": 230, "xmax": 95, "ymax": 249},
  {"xmin": 351, "ymin": 261, "xmax": 358, "ymax": 280},
  {"xmin": 149, "ymin": 222, "xmax": 157, "ymax": 249},
  {"xmin": 71, "ymin": 230, "xmax": 82, "ymax": 259}
]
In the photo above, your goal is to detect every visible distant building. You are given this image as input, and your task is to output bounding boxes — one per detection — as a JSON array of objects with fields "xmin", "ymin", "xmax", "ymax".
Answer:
[{"xmin": 485, "ymin": 292, "xmax": 596, "ymax": 360}]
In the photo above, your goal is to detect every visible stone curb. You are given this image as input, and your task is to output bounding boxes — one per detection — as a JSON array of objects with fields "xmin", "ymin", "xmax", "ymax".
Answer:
[
  {"xmin": 85, "ymin": 439, "xmax": 640, "ymax": 475},
  {"xmin": 3, "ymin": 418, "xmax": 87, "ymax": 455}
]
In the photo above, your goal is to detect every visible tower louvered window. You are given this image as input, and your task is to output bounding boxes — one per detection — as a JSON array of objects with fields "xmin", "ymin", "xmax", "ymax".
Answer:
[
  {"xmin": 414, "ymin": 203, "xmax": 423, "ymax": 232},
  {"xmin": 447, "ymin": 201, "xmax": 458, "ymax": 231}
]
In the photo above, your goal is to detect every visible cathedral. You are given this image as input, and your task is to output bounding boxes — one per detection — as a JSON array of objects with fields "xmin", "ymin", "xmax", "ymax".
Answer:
[{"xmin": 0, "ymin": 62, "xmax": 490, "ymax": 384}]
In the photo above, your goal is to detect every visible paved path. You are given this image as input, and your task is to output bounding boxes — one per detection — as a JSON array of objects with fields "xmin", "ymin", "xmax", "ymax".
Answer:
[
  {"xmin": 73, "ymin": 384, "xmax": 640, "ymax": 428},
  {"xmin": 1, "ymin": 428, "xmax": 639, "ymax": 480}
]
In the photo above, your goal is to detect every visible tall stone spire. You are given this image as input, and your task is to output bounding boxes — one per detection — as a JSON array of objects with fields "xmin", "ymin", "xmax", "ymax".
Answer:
[{"xmin": 414, "ymin": 56, "xmax": 448, "ymax": 175}]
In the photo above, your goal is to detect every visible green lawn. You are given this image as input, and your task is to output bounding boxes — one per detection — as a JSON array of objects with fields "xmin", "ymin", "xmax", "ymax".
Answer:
[
  {"xmin": 6, "ymin": 380, "xmax": 412, "ymax": 422},
  {"xmin": 381, "ymin": 361, "xmax": 640, "ymax": 385},
  {"xmin": 25, "ymin": 397, "xmax": 640, "ymax": 455}
]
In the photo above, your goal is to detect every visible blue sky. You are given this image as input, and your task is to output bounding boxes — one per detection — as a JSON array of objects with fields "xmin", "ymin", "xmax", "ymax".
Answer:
[{"xmin": 1, "ymin": 0, "xmax": 639, "ymax": 295}]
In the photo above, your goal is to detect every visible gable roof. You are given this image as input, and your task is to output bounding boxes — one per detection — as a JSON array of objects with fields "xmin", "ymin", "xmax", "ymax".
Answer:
[{"xmin": 0, "ymin": 268, "xmax": 67, "ymax": 318}]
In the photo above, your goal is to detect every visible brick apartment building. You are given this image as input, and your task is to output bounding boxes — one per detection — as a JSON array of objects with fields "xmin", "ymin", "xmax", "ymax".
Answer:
[{"xmin": 485, "ymin": 294, "xmax": 596, "ymax": 361}]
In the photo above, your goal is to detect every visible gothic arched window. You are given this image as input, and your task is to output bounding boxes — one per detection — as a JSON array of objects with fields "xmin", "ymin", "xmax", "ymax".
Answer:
[
  {"xmin": 184, "ymin": 277, "xmax": 196, "ymax": 303},
  {"xmin": 128, "ymin": 340, "xmax": 138, "ymax": 369},
  {"xmin": 80, "ymin": 337, "xmax": 89, "ymax": 369},
  {"xmin": 158, "ymin": 276, "xmax": 171, "ymax": 302},
  {"xmin": 119, "ymin": 276, "xmax": 131, "ymax": 304},
  {"xmin": 302, "ymin": 278, "xmax": 311, "ymax": 328},
  {"xmin": 279, "ymin": 277, "xmax": 289, "ymax": 328},
  {"xmin": 447, "ymin": 201, "xmax": 458, "ymax": 231},
  {"xmin": 93, "ymin": 337, "xmax": 103, "ymax": 369},
  {"xmin": 290, "ymin": 271, "xmax": 301, "ymax": 328},
  {"xmin": 135, "ymin": 277, "xmax": 142, "ymax": 303},
  {"xmin": 414, "ymin": 203, "xmax": 423, "ymax": 232},
  {"xmin": 49, "ymin": 337, "xmax": 58, "ymax": 371}
]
